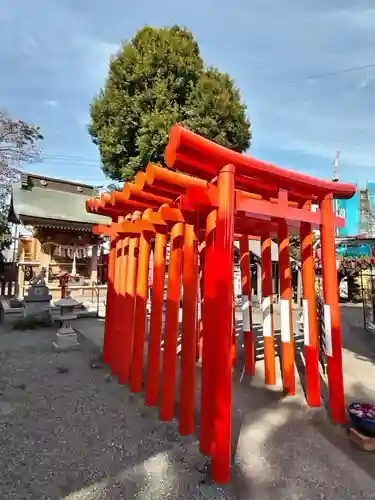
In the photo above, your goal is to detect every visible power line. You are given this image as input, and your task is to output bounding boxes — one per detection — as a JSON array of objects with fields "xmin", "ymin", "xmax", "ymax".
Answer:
[
  {"xmin": 36, "ymin": 155, "xmax": 102, "ymax": 169},
  {"xmin": 21, "ymin": 60, "xmax": 375, "ymax": 175},
  {"xmin": 44, "ymin": 154, "xmax": 101, "ymax": 162},
  {"xmin": 42, "ymin": 155, "xmax": 101, "ymax": 165},
  {"xmin": 285, "ymin": 62, "xmax": 375, "ymax": 84},
  {"xmin": 42, "ymin": 160, "xmax": 101, "ymax": 168}
]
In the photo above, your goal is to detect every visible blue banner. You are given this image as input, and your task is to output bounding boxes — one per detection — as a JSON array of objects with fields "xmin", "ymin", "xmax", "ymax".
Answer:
[{"xmin": 336, "ymin": 244, "xmax": 373, "ymax": 258}]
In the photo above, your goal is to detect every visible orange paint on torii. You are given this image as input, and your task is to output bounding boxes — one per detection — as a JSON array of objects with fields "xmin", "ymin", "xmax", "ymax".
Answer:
[
  {"xmin": 86, "ymin": 124, "xmax": 356, "ymax": 485},
  {"xmin": 165, "ymin": 124, "xmax": 355, "ymax": 199}
]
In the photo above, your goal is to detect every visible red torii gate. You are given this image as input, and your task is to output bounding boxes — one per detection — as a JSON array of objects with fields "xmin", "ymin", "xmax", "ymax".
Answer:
[{"xmin": 86, "ymin": 125, "xmax": 355, "ymax": 484}]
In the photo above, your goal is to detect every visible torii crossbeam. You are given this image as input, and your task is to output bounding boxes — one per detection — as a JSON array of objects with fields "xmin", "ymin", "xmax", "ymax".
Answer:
[{"xmin": 86, "ymin": 125, "xmax": 356, "ymax": 484}]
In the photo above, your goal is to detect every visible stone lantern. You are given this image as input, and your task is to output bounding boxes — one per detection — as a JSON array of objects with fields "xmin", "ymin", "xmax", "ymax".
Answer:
[{"xmin": 52, "ymin": 294, "xmax": 81, "ymax": 352}]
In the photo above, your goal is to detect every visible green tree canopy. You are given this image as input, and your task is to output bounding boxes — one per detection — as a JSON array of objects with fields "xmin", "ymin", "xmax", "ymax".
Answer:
[
  {"xmin": 289, "ymin": 235, "xmax": 301, "ymax": 261},
  {"xmin": 89, "ymin": 25, "xmax": 251, "ymax": 182}
]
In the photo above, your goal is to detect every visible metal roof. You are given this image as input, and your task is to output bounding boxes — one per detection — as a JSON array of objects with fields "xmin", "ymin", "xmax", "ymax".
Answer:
[{"xmin": 9, "ymin": 182, "xmax": 111, "ymax": 227}]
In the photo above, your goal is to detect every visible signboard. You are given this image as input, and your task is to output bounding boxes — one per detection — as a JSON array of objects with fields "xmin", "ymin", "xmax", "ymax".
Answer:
[
  {"xmin": 336, "ymin": 189, "xmax": 360, "ymax": 237},
  {"xmin": 336, "ymin": 243, "xmax": 375, "ymax": 259}
]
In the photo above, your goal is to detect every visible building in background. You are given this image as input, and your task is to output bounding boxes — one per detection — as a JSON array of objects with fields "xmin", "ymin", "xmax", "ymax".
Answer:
[
  {"xmin": 336, "ymin": 182, "xmax": 375, "ymax": 237},
  {"xmin": 361, "ymin": 183, "xmax": 375, "ymax": 236},
  {"xmin": 336, "ymin": 188, "xmax": 360, "ymax": 236},
  {"xmin": 6, "ymin": 173, "xmax": 110, "ymax": 298}
]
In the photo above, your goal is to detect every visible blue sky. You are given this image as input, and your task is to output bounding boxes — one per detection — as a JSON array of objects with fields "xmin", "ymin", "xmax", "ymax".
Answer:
[{"xmin": 1, "ymin": 0, "xmax": 374, "ymax": 187}]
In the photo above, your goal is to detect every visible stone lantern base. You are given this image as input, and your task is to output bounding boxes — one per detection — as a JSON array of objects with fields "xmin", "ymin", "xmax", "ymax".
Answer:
[
  {"xmin": 52, "ymin": 322, "xmax": 81, "ymax": 352},
  {"xmin": 52, "ymin": 296, "xmax": 81, "ymax": 352}
]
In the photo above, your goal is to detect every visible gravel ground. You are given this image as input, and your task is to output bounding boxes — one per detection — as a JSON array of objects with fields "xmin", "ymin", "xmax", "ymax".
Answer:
[
  {"xmin": 1, "ymin": 319, "xmax": 375, "ymax": 500},
  {"xmin": 0, "ymin": 326, "xmax": 235, "ymax": 500}
]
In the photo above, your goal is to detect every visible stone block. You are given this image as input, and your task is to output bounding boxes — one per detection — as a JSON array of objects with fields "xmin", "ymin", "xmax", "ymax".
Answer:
[
  {"xmin": 24, "ymin": 282, "xmax": 52, "ymax": 321},
  {"xmin": 53, "ymin": 331, "xmax": 81, "ymax": 352},
  {"xmin": 349, "ymin": 427, "xmax": 375, "ymax": 451}
]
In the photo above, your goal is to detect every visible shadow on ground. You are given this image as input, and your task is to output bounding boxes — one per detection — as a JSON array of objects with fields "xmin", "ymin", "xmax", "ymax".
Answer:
[
  {"xmin": 1, "ymin": 313, "xmax": 375, "ymax": 500},
  {"xmin": 340, "ymin": 304, "xmax": 375, "ymax": 364}
]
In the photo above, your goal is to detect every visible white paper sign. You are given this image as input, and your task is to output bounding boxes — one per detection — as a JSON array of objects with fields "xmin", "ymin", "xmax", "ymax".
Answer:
[
  {"xmin": 303, "ymin": 299, "xmax": 310, "ymax": 347},
  {"xmin": 242, "ymin": 294, "xmax": 251, "ymax": 331},
  {"xmin": 323, "ymin": 304, "xmax": 333, "ymax": 357},
  {"xmin": 280, "ymin": 299, "xmax": 291, "ymax": 343},
  {"xmin": 262, "ymin": 296, "xmax": 272, "ymax": 337}
]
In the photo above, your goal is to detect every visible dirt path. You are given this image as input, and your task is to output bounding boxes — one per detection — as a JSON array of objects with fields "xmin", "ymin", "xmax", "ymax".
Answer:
[
  {"xmin": 1, "ymin": 317, "xmax": 375, "ymax": 499},
  {"xmin": 0, "ymin": 326, "xmax": 232, "ymax": 499}
]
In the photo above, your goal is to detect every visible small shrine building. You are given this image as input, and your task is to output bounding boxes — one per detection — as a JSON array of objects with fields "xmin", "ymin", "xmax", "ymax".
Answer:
[{"xmin": 8, "ymin": 173, "xmax": 110, "ymax": 298}]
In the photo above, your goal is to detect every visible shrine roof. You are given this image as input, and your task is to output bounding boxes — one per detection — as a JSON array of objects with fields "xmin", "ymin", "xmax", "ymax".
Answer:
[{"xmin": 9, "ymin": 173, "xmax": 110, "ymax": 227}]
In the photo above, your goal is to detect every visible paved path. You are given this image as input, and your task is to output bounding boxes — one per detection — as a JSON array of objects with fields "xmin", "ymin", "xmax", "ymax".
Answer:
[
  {"xmin": 340, "ymin": 304, "xmax": 375, "ymax": 404},
  {"xmin": 1, "ymin": 304, "xmax": 374, "ymax": 499},
  {"xmin": 74, "ymin": 304, "xmax": 375, "ymax": 499},
  {"xmin": 0, "ymin": 325, "xmax": 229, "ymax": 500}
]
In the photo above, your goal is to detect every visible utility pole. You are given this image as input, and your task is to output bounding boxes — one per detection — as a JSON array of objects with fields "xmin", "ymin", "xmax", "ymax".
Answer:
[
  {"xmin": 332, "ymin": 151, "xmax": 340, "ymax": 236},
  {"xmin": 332, "ymin": 150, "xmax": 340, "ymax": 183}
]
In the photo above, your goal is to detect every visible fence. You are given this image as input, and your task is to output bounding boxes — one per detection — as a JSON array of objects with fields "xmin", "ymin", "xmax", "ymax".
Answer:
[
  {"xmin": 360, "ymin": 268, "xmax": 375, "ymax": 333},
  {"xmin": 0, "ymin": 262, "xmax": 18, "ymax": 297}
]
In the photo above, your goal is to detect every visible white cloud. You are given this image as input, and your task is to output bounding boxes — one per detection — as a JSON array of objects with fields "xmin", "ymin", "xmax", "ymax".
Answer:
[
  {"xmin": 1, "ymin": 0, "xmax": 375, "ymax": 183},
  {"xmin": 82, "ymin": 39, "xmax": 120, "ymax": 84},
  {"xmin": 358, "ymin": 73, "xmax": 375, "ymax": 89},
  {"xmin": 46, "ymin": 100, "xmax": 58, "ymax": 107},
  {"xmin": 20, "ymin": 34, "xmax": 38, "ymax": 55},
  {"xmin": 208, "ymin": 0, "xmax": 375, "ymax": 177}
]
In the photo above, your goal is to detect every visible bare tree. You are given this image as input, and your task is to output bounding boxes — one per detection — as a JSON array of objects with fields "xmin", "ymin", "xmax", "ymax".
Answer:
[
  {"xmin": 0, "ymin": 110, "xmax": 43, "ymax": 251},
  {"xmin": 0, "ymin": 110, "xmax": 43, "ymax": 184}
]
